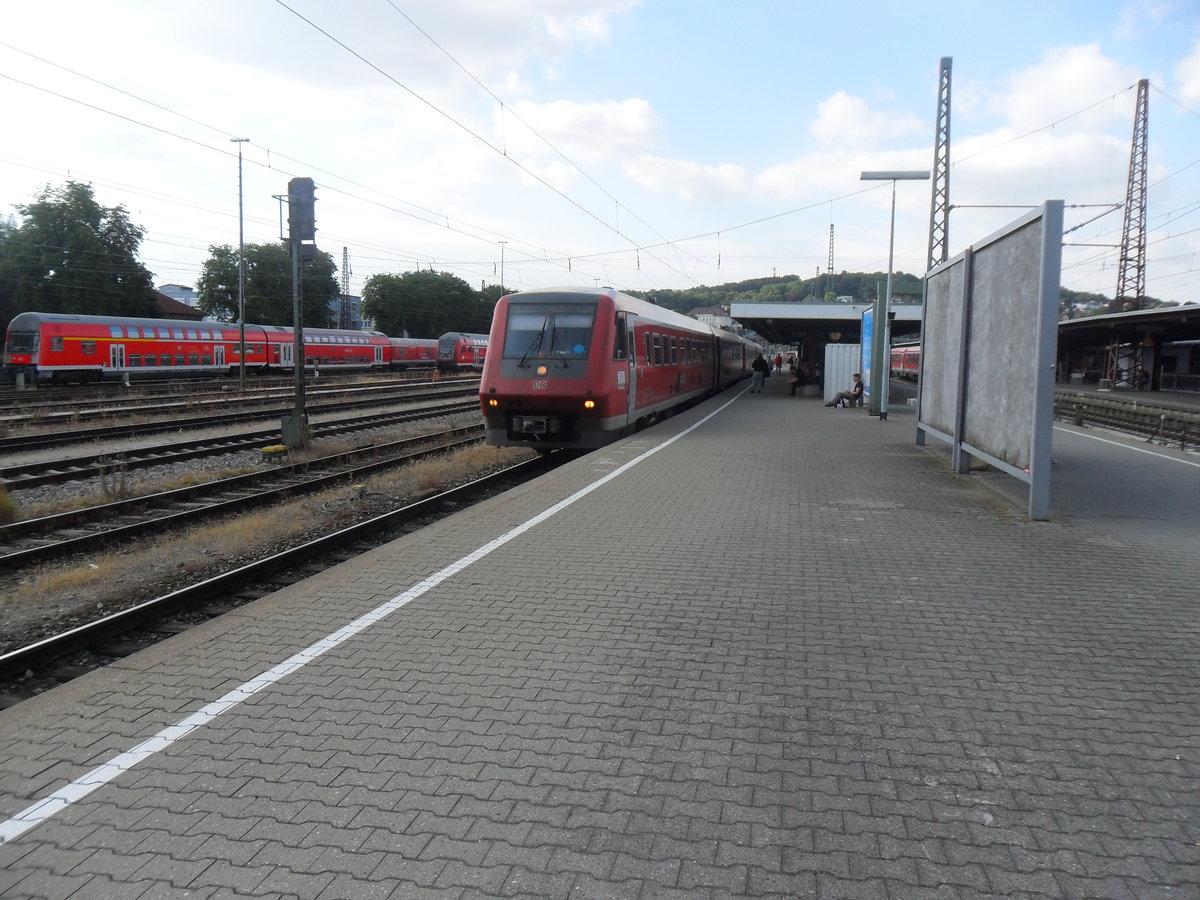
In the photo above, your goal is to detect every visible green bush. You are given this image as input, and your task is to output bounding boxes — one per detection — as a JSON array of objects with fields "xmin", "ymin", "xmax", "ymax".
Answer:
[{"xmin": 0, "ymin": 487, "xmax": 15, "ymax": 524}]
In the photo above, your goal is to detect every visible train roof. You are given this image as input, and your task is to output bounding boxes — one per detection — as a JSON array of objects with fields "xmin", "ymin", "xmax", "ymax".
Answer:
[
  {"xmin": 4, "ymin": 311, "xmax": 387, "ymax": 339},
  {"xmin": 501, "ymin": 286, "xmax": 734, "ymax": 338}
]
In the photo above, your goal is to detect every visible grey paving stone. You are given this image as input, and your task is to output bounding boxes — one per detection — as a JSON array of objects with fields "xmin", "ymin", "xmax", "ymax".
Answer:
[{"xmin": 0, "ymin": 392, "xmax": 1195, "ymax": 898}]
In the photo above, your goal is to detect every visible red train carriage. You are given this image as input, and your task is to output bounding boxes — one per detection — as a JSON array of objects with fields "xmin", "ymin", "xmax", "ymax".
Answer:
[
  {"xmin": 889, "ymin": 343, "xmax": 921, "ymax": 381},
  {"xmin": 386, "ymin": 337, "xmax": 438, "ymax": 368},
  {"xmin": 437, "ymin": 332, "xmax": 489, "ymax": 373},
  {"xmin": 2, "ymin": 311, "xmax": 392, "ymax": 384},
  {"xmin": 480, "ymin": 286, "xmax": 755, "ymax": 451}
]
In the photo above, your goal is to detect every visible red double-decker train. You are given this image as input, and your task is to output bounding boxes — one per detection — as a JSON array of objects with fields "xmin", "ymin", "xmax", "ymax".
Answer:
[
  {"xmin": 479, "ymin": 286, "xmax": 756, "ymax": 450},
  {"xmin": 1, "ymin": 311, "xmax": 441, "ymax": 384},
  {"xmin": 890, "ymin": 343, "xmax": 921, "ymax": 381},
  {"xmin": 437, "ymin": 332, "xmax": 489, "ymax": 373}
]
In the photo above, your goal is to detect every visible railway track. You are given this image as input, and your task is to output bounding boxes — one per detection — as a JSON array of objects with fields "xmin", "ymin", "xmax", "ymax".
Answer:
[
  {"xmin": 1053, "ymin": 390, "xmax": 1199, "ymax": 449},
  {"xmin": 0, "ymin": 369, "xmax": 437, "ymax": 410},
  {"xmin": 0, "ymin": 382, "xmax": 479, "ymax": 453},
  {"xmin": 0, "ymin": 454, "xmax": 561, "ymax": 706},
  {"xmin": 0, "ymin": 372, "xmax": 460, "ymax": 424},
  {"xmin": 0, "ymin": 398, "xmax": 479, "ymax": 489},
  {"xmin": 0, "ymin": 423, "xmax": 485, "ymax": 572}
]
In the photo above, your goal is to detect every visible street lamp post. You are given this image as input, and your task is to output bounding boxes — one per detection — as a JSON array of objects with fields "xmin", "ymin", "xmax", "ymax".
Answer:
[
  {"xmin": 498, "ymin": 240, "xmax": 506, "ymax": 291},
  {"xmin": 859, "ymin": 170, "xmax": 930, "ymax": 419},
  {"xmin": 231, "ymin": 138, "xmax": 250, "ymax": 391}
]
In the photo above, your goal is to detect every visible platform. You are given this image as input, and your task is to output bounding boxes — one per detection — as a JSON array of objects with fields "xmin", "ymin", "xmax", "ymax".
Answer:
[{"xmin": 0, "ymin": 374, "xmax": 1196, "ymax": 898}]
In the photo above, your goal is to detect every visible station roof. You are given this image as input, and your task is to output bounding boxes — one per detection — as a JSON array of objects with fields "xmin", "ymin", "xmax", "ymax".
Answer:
[
  {"xmin": 1057, "ymin": 304, "xmax": 1200, "ymax": 349},
  {"xmin": 730, "ymin": 301, "xmax": 924, "ymax": 345},
  {"xmin": 733, "ymin": 300, "xmax": 1200, "ymax": 349}
]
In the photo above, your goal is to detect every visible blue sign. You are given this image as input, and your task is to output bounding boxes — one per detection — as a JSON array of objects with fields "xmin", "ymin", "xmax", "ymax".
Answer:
[{"xmin": 861, "ymin": 307, "xmax": 874, "ymax": 402}]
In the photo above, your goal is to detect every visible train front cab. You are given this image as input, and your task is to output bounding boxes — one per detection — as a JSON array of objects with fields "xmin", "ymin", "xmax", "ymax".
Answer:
[
  {"xmin": 2, "ymin": 312, "xmax": 43, "ymax": 384},
  {"xmin": 481, "ymin": 294, "xmax": 634, "ymax": 450}
]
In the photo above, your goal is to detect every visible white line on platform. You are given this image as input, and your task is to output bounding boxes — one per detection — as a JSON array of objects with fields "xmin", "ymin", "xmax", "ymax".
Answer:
[
  {"xmin": 1054, "ymin": 425, "xmax": 1200, "ymax": 468},
  {"xmin": 0, "ymin": 392, "xmax": 744, "ymax": 846}
]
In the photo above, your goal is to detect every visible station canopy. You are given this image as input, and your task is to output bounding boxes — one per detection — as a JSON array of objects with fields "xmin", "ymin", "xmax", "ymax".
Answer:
[
  {"xmin": 1057, "ymin": 304, "xmax": 1200, "ymax": 351},
  {"xmin": 730, "ymin": 302, "xmax": 924, "ymax": 346}
]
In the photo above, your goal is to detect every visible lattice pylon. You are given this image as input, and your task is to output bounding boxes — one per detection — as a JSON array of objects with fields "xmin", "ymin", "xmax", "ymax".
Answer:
[
  {"xmin": 927, "ymin": 57, "xmax": 952, "ymax": 273},
  {"xmin": 1112, "ymin": 79, "xmax": 1149, "ymax": 312}
]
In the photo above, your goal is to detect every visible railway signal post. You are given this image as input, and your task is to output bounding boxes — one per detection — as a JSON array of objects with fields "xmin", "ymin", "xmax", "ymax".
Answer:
[{"xmin": 282, "ymin": 177, "xmax": 317, "ymax": 450}]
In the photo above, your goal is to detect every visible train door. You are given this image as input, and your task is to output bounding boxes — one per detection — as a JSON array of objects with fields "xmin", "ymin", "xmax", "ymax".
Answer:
[
  {"xmin": 279, "ymin": 342, "xmax": 293, "ymax": 369},
  {"xmin": 214, "ymin": 345, "xmax": 226, "ymax": 368},
  {"xmin": 374, "ymin": 344, "xmax": 384, "ymax": 365},
  {"xmin": 109, "ymin": 343, "xmax": 126, "ymax": 372},
  {"xmin": 616, "ymin": 313, "xmax": 636, "ymax": 424}
]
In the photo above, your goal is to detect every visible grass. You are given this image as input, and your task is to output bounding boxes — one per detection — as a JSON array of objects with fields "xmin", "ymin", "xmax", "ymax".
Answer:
[{"xmin": 0, "ymin": 486, "xmax": 15, "ymax": 525}]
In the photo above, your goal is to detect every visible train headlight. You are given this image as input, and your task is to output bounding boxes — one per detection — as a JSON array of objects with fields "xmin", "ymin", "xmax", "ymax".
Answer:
[
  {"xmin": 487, "ymin": 398, "xmax": 499, "ymax": 407},
  {"xmin": 583, "ymin": 400, "xmax": 596, "ymax": 409},
  {"xmin": 536, "ymin": 365, "xmax": 548, "ymax": 375}
]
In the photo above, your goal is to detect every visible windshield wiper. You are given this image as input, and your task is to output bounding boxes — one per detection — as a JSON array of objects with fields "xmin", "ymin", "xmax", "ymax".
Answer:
[{"xmin": 518, "ymin": 315, "xmax": 549, "ymax": 368}]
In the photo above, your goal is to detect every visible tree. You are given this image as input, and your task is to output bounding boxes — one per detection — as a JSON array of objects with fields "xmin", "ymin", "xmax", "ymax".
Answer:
[
  {"xmin": 196, "ymin": 241, "xmax": 337, "ymax": 328},
  {"xmin": 361, "ymin": 270, "xmax": 487, "ymax": 337},
  {"xmin": 0, "ymin": 181, "xmax": 158, "ymax": 327}
]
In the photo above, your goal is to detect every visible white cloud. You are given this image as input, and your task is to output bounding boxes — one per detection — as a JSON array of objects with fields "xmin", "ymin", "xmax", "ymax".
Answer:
[
  {"xmin": 990, "ymin": 44, "xmax": 1141, "ymax": 131},
  {"xmin": 809, "ymin": 92, "xmax": 924, "ymax": 148},
  {"xmin": 624, "ymin": 157, "xmax": 751, "ymax": 201},
  {"xmin": 1176, "ymin": 36, "xmax": 1200, "ymax": 106},
  {"xmin": 500, "ymin": 97, "xmax": 661, "ymax": 164}
]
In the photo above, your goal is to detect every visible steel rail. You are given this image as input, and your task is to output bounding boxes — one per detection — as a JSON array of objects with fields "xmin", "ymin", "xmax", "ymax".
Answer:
[
  {"xmin": 0, "ymin": 456, "xmax": 552, "ymax": 684},
  {"xmin": 0, "ymin": 426, "xmax": 485, "ymax": 570}
]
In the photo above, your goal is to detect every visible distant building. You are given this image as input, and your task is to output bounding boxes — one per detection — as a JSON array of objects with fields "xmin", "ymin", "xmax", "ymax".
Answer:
[
  {"xmin": 688, "ymin": 306, "xmax": 733, "ymax": 330},
  {"xmin": 154, "ymin": 292, "xmax": 205, "ymax": 321},
  {"xmin": 157, "ymin": 283, "xmax": 198, "ymax": 307},
  {"xmin": 331, "ymin": 294, "xmax": 373, "ymax": 331}
]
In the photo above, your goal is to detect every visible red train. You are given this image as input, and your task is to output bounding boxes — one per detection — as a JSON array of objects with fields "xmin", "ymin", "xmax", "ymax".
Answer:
[
  {"xmin": 1, "ymin": 311, "xmax": 440, "ymax": 384},
  {"xmin": 480, "ymin": 286, "xmax": 757, "ymax": 450},
  {"xmin": 890, "ymin": 343, "xmax": 921, "ymax": 381},
  {"xmin": 437, "ymin": 332, "xmax": 489, "ymax": 373}
]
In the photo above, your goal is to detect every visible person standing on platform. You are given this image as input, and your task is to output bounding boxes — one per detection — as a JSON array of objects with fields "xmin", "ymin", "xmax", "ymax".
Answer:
[
  {"xmin": 774, "ymin": 353, "xmax": 783, "ymax": 371},
  {"xmin": 750, "ymin": 353, "xmax": 771, "ymax": 393},
  {"xmin": 826, "ymin": 373, "xmax": 864, "ymax": 407}
]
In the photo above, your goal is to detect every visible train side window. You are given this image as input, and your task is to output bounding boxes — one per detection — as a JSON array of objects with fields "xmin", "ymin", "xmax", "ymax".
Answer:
[
  {"xmin": 176, "ymin": 354, "xmax": 185, "ymax": 365},
  {"xmin": 187, "ymin": 354, "xmax": 199, "ymax": 366},
  {"xmin": 670, "ymin": 336, "xmax": 678, "ymax": 364},
  {"xmin": 613, "ymin": 319, "xmax": 628, "ymax": 360},
  {"xmin": 173, "ymin": 329, "xmax": 184, "ymax": 340},
  {"xmin": 51, "ymin": 336, "xmax": 64, "ymax": 352},
  {"xmin": 128, "ymin": 354, "xmax": 141, "ymax": 367},
  {"xmin": 81, "ymin": 341, "xmax": 96, "ymax": 355},
  {"xmin": 145, "ymin": 355, "xmax": 157, "ymax": 366},
  {"xmin": 201, "ymin": 354, "xmax": 213, "ymax": 365},
  {"xmin": 159, "ymin": 329, "xmax": 171, "ymax": 339},
  {"xmin": 652, "ymin": 334, "xmax": 662, "ymax": 366},
  {"xmin": 110, "ymin": 326, "xmax": 123, "ymax": 338}
]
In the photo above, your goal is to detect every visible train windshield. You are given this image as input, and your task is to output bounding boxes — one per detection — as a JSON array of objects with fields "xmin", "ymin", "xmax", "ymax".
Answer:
[
  {"xmin": 504, "ymin": 303, "xmax": 596, "ymax": 363},
  {"xmin": 5, "ymin": 330, "xmax": 37, "ymax": 353}
]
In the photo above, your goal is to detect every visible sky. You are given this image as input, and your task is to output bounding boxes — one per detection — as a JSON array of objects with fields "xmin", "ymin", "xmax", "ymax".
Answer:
[{"xmin": 2, "ymin": 0, "xmax": 1200, "ymax": 307}]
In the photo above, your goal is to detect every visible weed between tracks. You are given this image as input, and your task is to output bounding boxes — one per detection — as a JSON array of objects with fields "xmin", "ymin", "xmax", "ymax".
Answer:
[{"xmin": 0, "ymin": 443, "xmax": 535, "ymax": 653}]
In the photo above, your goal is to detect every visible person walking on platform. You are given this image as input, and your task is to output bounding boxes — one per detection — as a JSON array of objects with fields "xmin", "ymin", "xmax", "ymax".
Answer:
[
  {"xmin": 750, "ymin": 353, "xmax": 770, "ymax": 393},
  {"xmin": 774, "ymin": 353, "xmax": 783, "ymax": 371},
  {"xmin": 826, "ymin": 373, "xmax": 864, "ymax": 407}
]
